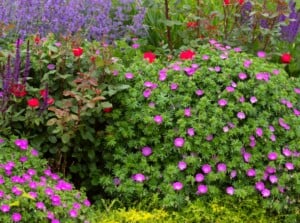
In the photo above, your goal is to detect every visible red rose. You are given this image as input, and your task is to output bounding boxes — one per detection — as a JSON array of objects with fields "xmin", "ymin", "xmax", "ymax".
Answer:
[
  {"xmin": 281, "ymin": 53, "xmax": 292, "ymax": 64},
  {"xmin": 27, "ymin": 98, "xmax": 40, "ymax": 108},
  {"xmin": 10, "ymin": 84, "xmax": 27, "ymax": 97},
  {"xmin": 179, "ymin": 50, "xmax": 196, "ymax": 60},
  {"xmin": 103, "ymin": 107, "xmax": 113, "ymax": 113},
  {"xmin": 143, "ymin": 52, "xmax": 156, "ymax": 63},
  {"xmin": 72, "ymin": 47, "xmax": 83, "ymax": 57},
  {"xmin": 224, "ymin": 0, "xmax": 230, "ymax": 5}
]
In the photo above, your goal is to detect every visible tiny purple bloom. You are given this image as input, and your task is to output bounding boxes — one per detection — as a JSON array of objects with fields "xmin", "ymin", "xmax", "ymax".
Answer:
[
  {"xmin": 170, "ymin": 83, "xmax": 178, "ymax": 90},
  {"xmin": 255, "ymin": 181, "xmax": 265, "ymax": 191},
  {"xmin": 0, "ymin": 204, "xmax": 10, "ymax": 213},
  {"xmin": 195, "ymin": 173, "xmax": 205, "ymax": 182},
  {"xmin": 226, "ymin": 86, "xmax": 235, "ymax": 92},
  {"xmin": 269, "ymin": 175, "xmax": 278, "ymax": 184},
  {"xmin": 178, "ymin": 161, "xmax": 187, "ymax": 171},
  {"xmin": 172, "ymin": 181, "xmax": 183, "ymax": 191},
  {"xmin": 261, "ymin": 188, "xmax": 271, "ymax": 197},
  {"xmin": 238, "ymin": 73, "xmax": 247, "ymax": 80},
  {"xmin": 141, "ymin": 146, "xmax": 152, "ymax": 157},
  {"xmin": 14, "ymin": 139, "xmax": 28, "ymax": 150},
  {"xmin": 256, "ymin": 128, "xmax": 263, "ymax": 137},
  {"xmin": 69, "ymin": 209, "xmax": 78, "ymax": 218},
  {"xmin": 268, "ymin": 152, "xmax": 278, "ymax": 161},
  {"xmin": 257, "ymin": 51, "xmax": 266, "ymax": 58},
  {"xmin": 218, "ymin": 99, "xmax": 227, "ymax": 107},
  {"xmin": 282, "ymin": 147, "xmax": 292, "ymax": 157},
  {"xmin": 243, "ymin": 152, "xmax": 251, "ymax": 163},
  {"xmin": 125, "ymin": 73, "xmax": 134, "ymax": 79},
  {"xmin": 47, "ymin": 64, "xmax": 56, "ymax": 70},
  {"xmin": 250, "ymin": 96, "xmax": 257, "ymax": 104},
  {"xmin": 174, "ymin": 137, "xmax": 185, "ymax": 148},
  {"xmin": 202, "ymin": 55, "xmax": 210, "ymax": 60},
  {"xmin": 230, "ymin": 170, "xmax": 237, "ymax": 178},
  {"xmin": 195, "ymin": 89, "xmax": 204, "ymax": 96},
  {"xmin": 184, "ymin": 108, "xmax": 191, "ymax": 117},
  {"xmin": 187, "ymin": 128, "xmax": 195, "ymax": 136},
  {"xmin": 202, "ymin": 164, "xmax": 212, "ymax": 174},
  {"xmin": 285, "ymin": 162, "xmax": 294, "ymax": 170},
  {"xmin": 216, "ymin": 163, "xmax": 227, "ymax": 172},
  {"xmin": 12, "ymin": 213, "xmax": 22, "ymax": 222},
  {"xmin": 153, "ymin": 115, "xmax": 163, "ymax": 124},
  {"xmin": 197, "ymin": 184, "xmax": 208, "ymax": 195},
  {"xmin": 247, "ymin": 168, "xmax": 256, "ymax": 177},
  {"xmin": 237, "ymin": 111, "xmax": 246, "ymax": 120},
  {"xmin": 132, "ymin": 173, "xmax": 146, "ymax": 182},
  {"xmin": 143, "ymin": 89, "xmax": 152, "ymax": 98},
  {"xmin": 226, "ymin": 186, "xmax": 234, "ymax": 195}
]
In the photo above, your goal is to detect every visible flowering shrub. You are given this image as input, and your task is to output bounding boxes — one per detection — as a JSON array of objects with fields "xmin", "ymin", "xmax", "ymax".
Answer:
[
  {"xmin": 99, "ymin": 39, "xmax": 300, "ymax": 216},
  {"xmin": 0, "ymin": 136, "xmax": 91, "ymax": 222}
]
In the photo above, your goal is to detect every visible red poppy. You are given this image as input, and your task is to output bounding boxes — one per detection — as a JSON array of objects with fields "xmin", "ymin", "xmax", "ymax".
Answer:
[
  {"xmin": 179, "ymin": 50, "xmax": 196, "ymax": 60},
  {"xmin": 27, "ymin": 98, "xmax": 40, "ymax": 108},
  {"xmin": 143, "ymin": 52, "xmax": 156, "ymax": 63},
  {"xmin": 187, "ymin": 22, "xmax": 197, "ymax": 28},
  {"xmin": 72, "ymin": 47, "xmax": 83, "ymax": 57},
  {"xmin": 224, "ymin": 0, "xmax": 230, "ymax": 5},
  {"xmin": 281, "ymin": 53, "xmax": 292, "ymax": 64},
  {"xmin": 10, "ymin": 84, "xmax": 27, "ymax": 97},
  {"xmin": 103, "ymin": 107, "xmax": 113, "ymax": 113}
]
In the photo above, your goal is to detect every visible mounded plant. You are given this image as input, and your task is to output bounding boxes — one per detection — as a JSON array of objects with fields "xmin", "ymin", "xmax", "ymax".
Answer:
[{"xmin": 99, "ymin": 39, "xmax": 300, "ymax": 219}]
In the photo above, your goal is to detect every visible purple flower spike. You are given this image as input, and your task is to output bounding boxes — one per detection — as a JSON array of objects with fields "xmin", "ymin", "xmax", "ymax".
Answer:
[
  {"xmin": 14, "ymin": 139, "xmax": 28, "ymax": 150},
  {"xmin": 195, "ymin": 173, "xmax": 205, "ymax": 182},
  {"xmin": 202, "ymin": 164, "xmax": 212, "ymax": 174},
  {"xmin": 197, "ymin": 184, "xmax": 208, "ymax": 195},
  {"xmin": 172, "ymin": 181, "xmax": 183, "ymax": 191},
  {"xmin": 174, "ymin": 137, "xmax": 185, "ymax": 147},
  {"xmin": 218, "ymin": 99, "xmax": 227, "ymax": 107},
  {"xmin": 178, "ymin": 161, "xmax": 187, "ymax": 171},
  {"xmin": 141, "ymin": 146, "xmax": 152, "ymax": 157},
  {"xmin": 226, "ymin": 186, "xmax": 234, "ymax": 195},
  {"xmin": 153, "ymin": 115, "xmax": 163, "ymax": 124},
  {"xmin": 268, "ymin": 152, "xmax": 278, "ymax": 161}
]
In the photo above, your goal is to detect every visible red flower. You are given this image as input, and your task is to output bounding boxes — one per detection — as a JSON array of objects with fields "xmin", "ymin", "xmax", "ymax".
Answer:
[
  {"xmin": 47, "ymin": 98, "xmax": 55, "ymax": 105},
  {"xmin": 72, "ymin": 47, "xmax": 83, "ymax": 57},
  {"xmin": 39, "ymin": 89, "xmax": 47, "ymax": 97},
  {"xmin": 179, "ymin": 50, "xmax": 196, "ymax": 60},
  {"xmin": 10, "ymin": 84, "xmax": 27, "ymax": 97},
  {"xmin": 103, "ymin": 107, "xmax": 113, "ymax": 113},
  {"xmin": 27, "ymin": 98, "xmax": 40, "ymax": 108},
  {"xmin": 281, "ymin": 53, "xmax": 292, "ymax": 64},
  {"xmin": 224, "ymin": 0, "xmax": 230, "ymax": 5},
  {"xmin": 34, "ymin": 35, "xmax": 40, "ymax": 44},
  {"xmin": 187, "ymin": 22, "xmax": 197, "ymax": 28},
  {"xmin": 143, "ymin": 52, "xmax": 156, "ymax": 63},
  {"xmin": 238, "ymin": 0, "xmax": 244, "ymax": 4}
]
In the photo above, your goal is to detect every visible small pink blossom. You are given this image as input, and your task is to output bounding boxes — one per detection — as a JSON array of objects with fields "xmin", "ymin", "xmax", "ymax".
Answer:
[
  {"xmin": 187, "ymin": 128, "xmax": 195, "ymax": 136},
  {"xmin": 250, "ymin": 96, "xmax": 257, "ymax": 103},
  {"xmin": 125, "ymin": 73, "xmax": 134, "ymax": 79},
  {"xmin": 256, "ymin": 128, "xmax": 263, "ymax": 137},
  {"xmin": 195, "ymin": 173, "xmax": 205, "ymax": 182},
  {"xmin": 226, "ymin": 86, "xmax": 235, "ymax": 92},
  {"xmin": 174, "ymin": 137, "xmax": 185, "ymax": 147},
  {"xmin": 238, "ymin": 73, "xmax": 247, "ymax": 80},
  {"xmin": 153, "ymin": 115, "xmax": 163, "ymax": 124},
  {"xmin": 202, "ymin": 164, "xmax": 212, "ymax": 174},
  {"xmin": 257, "ymin": 51, "xmax": 266, "ymax": 58},
  {"xmin": 237, "ymin": 111, "xmax": 246, "ymax": 120},
  {"xmin": 226, "ymin": 186, "xmax": 234, "ymax": 195},
  {"xmin": 172, "ymin": 181, "xmax": 183, "ymax": 191},
  {"xmin": 197, "ymin": 184, "xmax": 208, "ymax": 195},
  {"xmin": 178, "ymin": 161, "xmax": 187, "ymax": 171},
  {"xmin": 195, "ymin": 89, "xmax": 204, "ymax": 96},
  {"xmin": 268, "ymin": 152, "xmax": 278, "ymax": 161},
  {"xmin": 184, "ymin": 108, "xmax": 191, "ymax": 117},
  {"xmin": 261, "ymin": 188, "xmax": 271, "ymax": 197},
  {"xmin": 218, "ymin": 99, "xmax": 227, "ymax": 107},
  {"xmin": 141, "ymin": 147, "xmax": 152, "ymax": 157},
  {"xmin": 285, "ymin": 162, "xmax": 294, "ymax": 170}
]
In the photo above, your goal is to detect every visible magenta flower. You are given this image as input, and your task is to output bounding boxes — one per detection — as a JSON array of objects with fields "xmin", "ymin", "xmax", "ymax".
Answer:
[
  {"xmin": 125, "ymin": 73, "xmax": 134, "ymax": 79},
  {"xmin": 141, "ymin": 146, "xmax": 152, "ymax": 157},
  {"xmin": 238, "ymin": 73, "xmax": 247, "ymax": 80},
  {"xmin": 239, "ymin": 96, "xmax": 245, "ymax": 103},
  {"xmin": 255, "ymin": 181, "xmax": 265, "ymax": 191},
  {"xmin": 278, "ymin": 118, "xmax": 290, "ymax": 130},
  {"xmin": 83, "ymin": 199, "xmax": 91, "ymax": 207},
  {"xmin": 268, "ymin": 152, "xmax": 278, "ymax": 161},
  {"xmin": 206, "ymin": 134, "xmax": 214, "ymax": 141},
  {"xmin": 197, "ymin": 184, "xmax": 208, "ymax": 195},
  {"xmin": 270, "ymin": 134, "xmax": 276, "ymax": 141},
  {"xmin": 243, "ymin": 59, "xmax": 252, "ymax": 68},
  {"xmin": 256, "ymin": 128, "xmax": 263, "ymax": 137},
  {"xmin": 195, "ymin": 173, "xmax": 205, "ymax": 182},
  {"xmin": 143, "ymin": 89, "xmax": 152, "ymax": 98},
  {"xmin": 187, "ymin": 128, "xmax": 195, "ymax": 136},
  {"xmin": 218, "ymin": 99, "xmax": 227, "ymax": 107},
  {"xmin": 246, "ymin": 168, "xmax": 256, "ymax": 177},
  {"xmin": 282, "ymin": 147, "xmax": 292, "ymax": 157},
  {"xmin": 257, "ymin": 51, "xmax": 266, "ymax": 58},
  {"xmin": 153, "ymin": 115, "xmax": 163, "ymax": 124},
  {"xmin": 172, "ymin": 181, "xmax": 183, "ymax": 191},
  {"xmin": 11, "ymin": 213, "xmax": 22, "ymax": 222},
  {"xmin": 31, "ymin": 149, "xmax": 38, "ymax": 156},
  {"xmin": 226, "ymin": 186, "xmax": 234, "ymax": 195},
  {"xmin": 202, "ymin": 55, "xmax": 210, "ymax": 60},
  {"xmin": 285, "ymin": 162, "xmax": 294, "ymax": 170},
  {"xmin": 243, "ymin": 152, "xmax": 251, "ymax": 163},
  {"xmin": 272, "ymin": 69, "xmax": 280, "ymax": 75},
  {"xmin": 69, "ymin": 209, "xmax": 78, "ymax": 218},
  {"xmin": 0, "ymin": 204, "xmax": 10, "ymax": 213},
  {"xmin": 261, "ymin": 188, "xmax": 271, "ymax": 197},
  {"xmin": 237, "ymin": 111, "xmax": 246, "ymax": 120},
  {"xmin": 223, "ymin": 126, "xmax": 229, "ymax": 132},
  {"xmin": 132, "ymin": 173, "xmax": 146, "ymax": 182},
  {"xmin": 294, "ymin": 88, "xmax": 300, "ymax": 94},
  {"xmin": 184, "ymin": 108, "xmax": 191, "ymax": 117},
  {"xmin": 234, "ymin": 47, "xmax": 242, "ymax": 52},
  {"xmin": 159, "ymin": 69, "xmax": 167, "ymax": 81},
  {"xmin": 293, "ymin": 108, "xmax": 300, "ymax": 116},
  {"xmin": 14, "ymin": 139, "xmax": 28, "ymax": 150},
  {"xmin": 202, "ymin": 164, "xmax": 212, "ymax": 174},
  {"xmin": 195, "ymin": 89, "xmax": 204, "ymax": 96},
  {"xmin": 226, "ymin": 86, "xmax": 235, "ymax": 92},
  {"xmin": 230, "ymin": 170, "xmax": 237, "ymax": 179},
  {"xmin": 178, "ymin": 161, "xmax": 187, "ymax": 171},
  {"xmin": 170, "ymin": 83, "xmax": 178, "ymax": 90},
  {"xmin": 216, "ymin": 163, "xmax": 227, "ymax": 172},
  {"xmin": 250, "ymin": 96, "xmax": 257, "ymax": 104},
  {"xmin": 174, "ymin": 137, "xmax": 185, "ymax": 148},
  {"xmin": 36, "ymin": 202, "xmax": 46, "ymax": 210},
  {"xmin": 256, "ymin": 72, "xmax": 270, "ymax": 81},
  {"xmin": 269, "ymin": 175, "xmax": 278, "ymax": 184}
]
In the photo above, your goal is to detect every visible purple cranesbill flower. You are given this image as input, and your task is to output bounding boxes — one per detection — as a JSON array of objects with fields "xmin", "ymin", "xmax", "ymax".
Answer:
[
  {"xmin": 113, "ymin": 178, "xmax": 121, "ymax": 186},
  {"xmin": 197, "ymin": 184, "xmax": 208, "ymax": 195},
  {"xmin": 45, "ymin": 187, "xmax": 54, "ymax": 196},
  {"xmin": 132, "ymin": 173, "xmax": 146, "ymax": 182},
  {"xmin": 11, "ymin": 212, "xmax": 22, "ymax": 222},
  {"xmin": 29, "ymin": 192, "xmax": 37, "ymax": 199},
  {"xmin": 268, "ymin": 152, "xmax": 278, "ymax": 161},
  {"xmin": 250, "ymin": 96, "xmax": 257, "ymax": 104},
  {"xmin": 226, "ymin": 186, "xmax": 234, "ymax": 195},
  {"xmin": 14, "ymin": 139, "xmax": 28, "ymax": 150},
  {"xmin": 216, "ymin": 163, "xmax": 227, "ymax": 172},
  {"xmin": 171, "ymin": 63, "xmax": 181, "ymax": 71},
  {"xmin": 246, "ymin": 168, "xmax": 256, "ymax": 177},
  {"xmin": 237, "ymin": 111, "xmax": 246, "ymax": 120},
  {"xmin": 244, "ymin": 59, "xmax": 252, "ymax": 68},
  {"xmin": 144, "ymin": 81, "xmax": 153, "ymax": 88},
  {"xmin": 31, "ymin": 149, "xmax": 38, "ymax": 156},
  {"xmin": 27, "ymin": 168, "xmax": 36, "ymax": 176},
  {"xmin": 256, "ymin": 128, "xmax": 263, "ymax": 137},
  {"xmin": 214, "ymin": 66, "xmax": 221, "ymax": 72},
  {"xmin": 141, "ymin": 146, "xmax": 152, "ymax": 157},
  {"xmin": 47, "ymin": 64, "xmax": 56, "ymax": 70},
  {"xmin": 206, "ymin": 134, "xmax": 214, "ymax": 141},
  {"xmin": 55, "ymin": 180, "xmax": 73, "ymax": 191},
  {"xmin": 0, "ymin": 204, "xmax": 10, "ymax": 213},
  {"xmin": 294, "ymin": 88, "xmax": 300, "ymax": 94},
  {"xmin": 239, "ymin": 96, "xmax": 245, "ymax": 103},
  {"xmin": 132, "ymin": 43, "xmax": 139, "ymax": 49},
  {"xmin": 286, "ymin": 101, "xmax": 293, "ymax": 108},
  {"xmin": 178, "ymin": 161, "xmax": 187, "ymax": 171},
  {"xmin": 174, "ymin": 137, "xmax": 185, "ymax": 147},
  {"xmin": 234, "ymin": 47, "xmax": 242, "ymax": 52},
  {"xmin": 255, "ymin": 181, "xmax": 265, "ymax": 191},
  {"xmin": 231, "ymin": 81, "xmax": 237, "ymax": 88},
  {"xmin": 261, "ymin": 188, "xmax": 271, "ymax": 197},
  {"xmin": 143, "ymin": 89, "xmax": 152, "ymax": 98},
  {"xmin": 293, "ymin": 108, "xmax": 300, "ymax": 116},
  {"xmin": 195, "ymin": 89, "xmax": 204, "ymax": 96},
  {"xmin": 170, "ymin": 83, "xmax": 178, "ymax": 90},
  {"xmin": 172, "ymin": 181, "xmax": 183, "ymax": 191},
  {"xmin": 195, "ymin": 173, "xmax": 205, "ymax": 182},
  {"xmin": 282, "ymin": 147, "xmax": 292, "ymax": 157},
  {"xmin": 184, "ymin": 108, "xmax": 191, "ymax": 117},
  {"xmin": 256, "ymin": 72, "xmax": 270, "ymax": 81},
  {"xmin": 83, "ymin": 199, "xmax": 91, "ymax": 207},
  {"xmin": 269, "ymin": 175, "xmax": 278, "ymax": 184},
  {"xmin": 47, "ymin": 211, "xmax": 55, "ymax": 219},
  {"xmin": 0, "ymin": 190, "xmax": 4, "ymax": 198},
  {"xmin": 51, "ymin": 194, "xmax": 61, "ymax": 206},
  {"xmin": 73, "ymin": 203, "xmax": 81, "ymax": 209},
  {"xmin": 270, "ymin": 134, "xmax": 276, "ymax": 141},
  {"xmin": 202, "ymin": 55, "xmax": 210, "ymax": 60},
  {"xmin": 278, "ymin": 118, "xmax": 290, "ymax": 130},
  {"xmin": 51, "ymin": 219, "xmax": 60, "ymax": 223},
  {"xmin": 269, "ymin": 125, "xmax": 275, "ymax": 132},
  {"xmin": 202, "ymin": 164, "xmax": 212, "ymax": 174},
  {"xmin": 285, "ymin": 162, "xmax": 294, "ymax": 170},
  {"xmin": 223, "ymin": 126, "xmax": 229, "ymax": 132},
  {"xmin": 187, "ymin": 128, "xmax": 195, "ymax": 136},
  {"xmin": 230, "ymin": 170, "xmax": 237, "ymax": 179},
  {"xmin": 257, "ymin": 51, "xmax": 266, "ymax": 58},
  {"xmin": 226, "ymin": 86, "xmax": 235, "ymax": 92},
  {"xmin": 125, "ymin": 73, "xmax": 134, "ymax": 79},
  {"xmin": 243, "ymin": 152, "xmax": 251, "ymax": 163},
  {"xmin": 238, "ymin": 72, "xmax": 247, "ymax": 80},
  {"xmin": 272, "ymin": 69, "xmax": 280, "ymax": 75},
  {"xmin": 69, "ymin": 209, "xmax": 78, "ymax": 218},
  {"xmin": 218, "ymin": 99, "xmax": 227, "ymax": 107},
  {"xmin": 12, "ymin": 186, "xmax": 22, "ymax": 196},
  {"xmin": 153, "ymin": 115, "xmax": 163, "ymax": 124},
  {"xmin": 158, "ymin": 69, "xmax": 167, "ymax": 81},
  {"xmin": 265, "ymin": 166, "xmax": 276, "ymax": 174},
  {"xmin": 19, "ymin": 156, "xmax": 28, "ymax": 163}
]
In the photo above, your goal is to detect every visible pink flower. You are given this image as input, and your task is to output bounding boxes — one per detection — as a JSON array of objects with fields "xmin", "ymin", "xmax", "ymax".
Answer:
[
  {"xmin": 269, "ymin": 175, "xmax": 278, "ymax": 184},
  {"xmin": 170, "ymin": 83, "xmax": 178, "ymax": 90},
  {"xmin": 184, "ymin": 108, "xmax": 192, "ymax": 117},
  {"xmin": 141, "ymin": 147, "xmax": 152, "ymax": 157},
  {"xmin": 153, "ymin": 115, "xmax": 163, "ymax": 124},
  {"xmin": 132, "ymin": 173, "xmax": 146, "ymax": 182},
  {"xmin": 195, "ymin": 89, "xmax": 204, "ymax": 96},
  {"xmin": 278, "ymin": 118, "xmax": 290, "ymax": 130},
  {"xmin": 216, "ymin": 163, "xmax": 227, "ymax": 172},
  {"xmin": 285, "ymin": 162, "xmax": 294, "ymax": 170},
  {"xmin": 69, "ymin": 209, "xmax": 78, "ymax": 218},
  {"xmin": 243, "ymin": 152, "xmax": 251, "ymax": 163},
  {"xmin": 250, "ymin": 96, "xmax": 257, "ymax": 104},
  {"xmin": 230, "ymin": 170, "xmax": 237, "ymax": 179},
  {"xmin": 202, "ymin": 164, "xmax": 212, "ymax": 174},
  {"xmin": 226, "ymin": 186, "xmax": 234, "ymax": 195},
  {"xmin": 178, "ymin": 161, "xmax": 187, "ymax": 171},
  {"xmin": 255, "ymin": 181, "xmax": 265, "ymax": 191},
  {"xmin": 14, "ymin": 139, "xmax": 28, "ymax": 150},
  {"xmin": 282, "ymin": 147, "xmax": 292, "ymax": 157},
  {"xmin": 246, "ymin": 168, "xmax": 256, "ymax": 177},
  {"xmin": 268, "ymin": 152, "xmax": 278, "ymax": 161},
  {"xmin": 197, "ymin": 184, "xmax": 208, "ymax": 195},
  {"xmin": 187, "ymin": 128, "xmax": 195, "ymax": 136},
  {"xmin": 261, "ymin": 188, "xmax": 271, "ymax": 197},
  {"xmin": 256, "ymin": 128, "xmax": 263, "ymax": 137},
  {"xmin": 243, "ymin": 59, "xmax": 252, "ymax": 68},
  {"xmin": 125, "ymin": 73, "xmax": 134, "ymax": 79},
  {"xmin": 143, "ymin": 89, "xmax": 152, "ymax": 98},
  {"xmin": 195, "ymin": 173, "xmax": 205, "ymax": 182},
  {"xmin": 238, "ymin": 73, "xmax": 247, "ymax": 80},
  {"xmin": 294, "ymin": 88, "xmax": 300, "ymax": 94},
  {"xmin": 226, "ymin": 86, "xmax": 235, "ymax": 92},
  {"xmin": 237, "ymin": 111, "xmax": 246, "ymax": 120},
  {"xmin": 172, "ymin": 182, "xmax": 183, "ymax": 191},
  {"xmin": 218, "ymin": 99, "xmax": 227, "ymax": 107},
  {"xmin": 257, "ymin": 51, "xmax": 266, "ymax": 58},
  {"xmin": 174, "ymin": 137, "xmax": 185, "ymax": 147},
  {"xmin": 12, "ymin": 213, "xmax": 22, "ymax": 222}
]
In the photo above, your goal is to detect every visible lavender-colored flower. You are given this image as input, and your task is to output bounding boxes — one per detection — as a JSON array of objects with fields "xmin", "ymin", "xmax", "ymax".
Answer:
[
  {"xmin": 125, "ymin": 73, "xmax": 134, "ymax": 79},
  {"xmin": 202, "ymin": 55, "xmax": 210, "ymax": 60},
  {"xmin": 184, "ymin": 108, "xmax": 191, "ymax": 117},
  {"xmin": 47, "ymin": 64, "xmax": 56, "ymax": 70},
  {"xmin": 223, "ymin": 126, "xmax": 229, "ymax": 132},
  {"xmin": 132, "ymin": 173, "xmax": 146, "ymax": 182},
  {"xmin": 237, "ymin": 111, "xmax": 246, "ymax": 120},
  {"xmin": 256, "ymin": 128, "xmax": 263, "ymax": 137},
  {"xmin": 226, "ymin": 86, "xmax": 235, "ymax": 92},
  {"xmin": 239, "ymin": 96, "xmax": 245, "ymax": 103},
  {"xmin": 285, "ymin": 162, "xmax": 294, "ymax": 170},
  {"xmin": 226, "ymin": 186, "xmax": 234, "ymax": 195},
  {"xmin": 141, "ymin": 146, "xmax": 152, "ymax": 157},
  {"xmin": 51, "ymin": 219, "xmax": 60, "ymax": 223},
  {"xmin": 197, "ymin": 184, "xmax": 208, "ymax": 195},
  {"xmin": 174, "ymin": 137, "xmax": 185, "ymax": 148},
  {"xmin": 170, "ymin": 83, "xmax": 178, "ymax": 90},
  {"xmin": 19, "ymin": 156, "xmax": 28, "ymax": 163},
  {"xmin": 113, "ymin": 178, "xmax": 121, "ymax": 186},
  {"xmin": 246, "ymin": 168, "xmax": 256, "ymax": 177},
  {"xmin": 243, "ymin": 59, "xmax": 252, "ymax": 68},
  {"xmin": 230, "ymin": 170, "xmax": 237, "ymax": 179},
  {"xmin": 261, "ymin": 188, "xmax": 271, "ymax": 197},
  {"xmin": 218, "ymin": 99, "xmax": 227, "ymax": 107},
  {"xmin": 268, "ymin": 152, "xmax": 278, "ymax": 161},
  {"xmin": 143, "ymin": 89, "xmax": 152, "ymax": 98},
  {"xmin": 11, "ymin": 212, "xmax": 22, "ymax": 222},
  {"xmin": 153, "ymin": 115, "xmax": 163, "ymax": 124},
  {"xmin": 238, "ymin": 72, "xmax": 247, "ymax": 80},
  {"xmin": 172, "ymin": 181, "xmax": 183, "ymax": 191},
  {"xmin": 216, "ymin": 163, "xmax": 227, "ymax": 172},
  {"xmin": 195, "ymin": 173, "xmax": 204, "ymax": 182},
  {"xmin": 206, "ymin": 134, "xmax": 214, "ymax": 141},
  {"xmin": 214, "ymin": 66, "xmax": 221, "ymax": 72},
  {"xmin": 250, "ymin": 96, "xmax": 257, "ymax": 104},
  {"xmin": 195, "ymin": 89, "xmax": 204, "ymax": 96},
  {"xmin": 69, "ymin": 209, "xmax": 78, "ymax": 218},
  {"xmin": 243, "ymin": 152, "xmax": 251, "ymax": 163},
  {"xmin": 272, "ymin": 69, "xmax": 280, "ymax": 75},
  {"xmin": 178, "ymin": 161, "xmax": 187, "ymax": 171},
  {"xmin": 14, "ymin": 139, "xmax": 28, "ymax": 150},
  {"xmin": 255, "ymin": 181, "xmax": 265, "ymax": 191},
  {"xmin": 202, "ymin": 164, "xmax": 212, "ymax": 174},
  {"xmin": 293, "ymin": 108, "xmax": 300, "ymax": 116},
  {"xmin": 132, "ymin": 43, "xmax": 139, "ymax": 49},
  {"xmin": 187, "ymin": 128, "xmax": 195, "ymax": 136}
]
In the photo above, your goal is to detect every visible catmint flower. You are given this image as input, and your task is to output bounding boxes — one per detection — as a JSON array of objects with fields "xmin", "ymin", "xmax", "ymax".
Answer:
[
  {"xmin": 268, "ymin": 152, "xmax": 278, "ymax": 161},
  {"xmin": 218, "ymin": 99, "xmax": 227, "ymax": 107},
  {"xmin": 195, "ymin": 173, "xmax": 205, "ymax": 182},
  {"xmin": 202, "ymin": 164, "xmax": 212, "ymax": 174},
  {"xmin": 237, "ymin": 111, "xmax": 246, "ymax": 120},
  {"xmin": 174, "ymin": 137, "xmax": 185, "ymax": 147},
  {"xmin": 197, "ymin": 184, "xmax": 208, "ymax": 195},
  {"xmin": 172, "ymin": 182, "xmax": 183, "ymax": 191},
  {"xmin": 226, "ymin": 186, "xmax": 234, "ymax": 195},
  {"xmin": 141, "ymin": 147, "xmax": 152, "ymax": 157},
  {"xmin": 153, "ymin": 115, "xmax": 163, "ymax": 124},
  {"xmin": 178, "ymin": 161, "xmax": 187, "ymax": 171}
]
